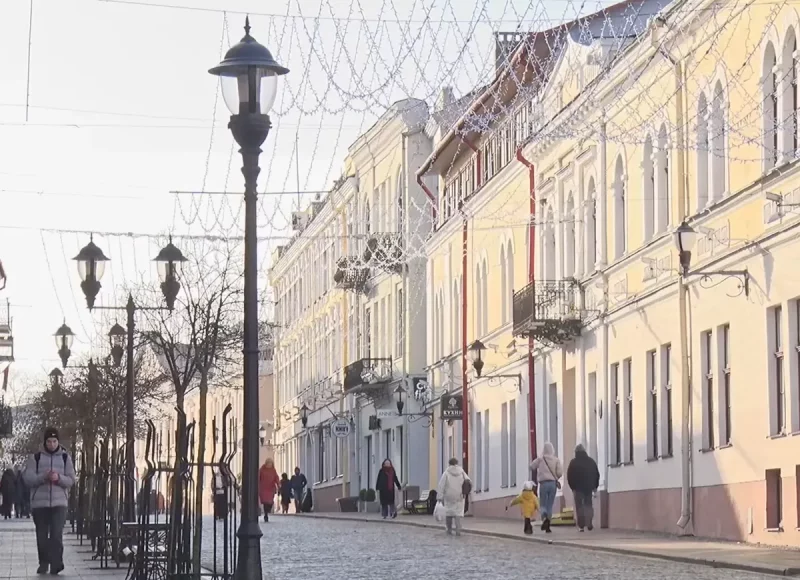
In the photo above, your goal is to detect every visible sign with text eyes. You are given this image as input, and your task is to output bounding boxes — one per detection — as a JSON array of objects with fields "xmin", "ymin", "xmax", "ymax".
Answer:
[{"xmin": 440, "ymin": 394, "xmax": 463, "ymax": 421}]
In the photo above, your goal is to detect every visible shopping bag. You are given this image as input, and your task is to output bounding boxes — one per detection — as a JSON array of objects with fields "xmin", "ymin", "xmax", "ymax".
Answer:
[{"xmin": 433, "ymin": 501, "xmax": 445, "ymax": 522}]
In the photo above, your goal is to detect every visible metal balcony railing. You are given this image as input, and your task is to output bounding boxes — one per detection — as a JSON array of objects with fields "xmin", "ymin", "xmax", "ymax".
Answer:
[
  {"xmin": 363, "ymin": 233, "xmax": 404, "ymax": 274},
  {"xmin": 333, "ymin": 256, "xmax": 369, "ymax": 293},
  {"xmin": 342, "ymin": 358, "xmax": 393, "ymax": 392},
  {"xmin": 513, "ymin": 279, "xmax": 582, "ymax": 345}
]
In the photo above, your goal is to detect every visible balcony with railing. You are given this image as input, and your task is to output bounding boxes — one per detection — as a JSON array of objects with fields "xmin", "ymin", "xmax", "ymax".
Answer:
[
  {"xmin": 513, "ymin": 279, "xmax": 583, "ymax": 345},
  {"xmin": 363, "ymin": 233, "xmax": 404, "ymax": 275},
  {"xmin": 333, "ymin": 256, "xmax": 369, "ymax": 293},
  {"xmin": 343, "ymin": 357, "xmax": 393, "ymax": 393}
]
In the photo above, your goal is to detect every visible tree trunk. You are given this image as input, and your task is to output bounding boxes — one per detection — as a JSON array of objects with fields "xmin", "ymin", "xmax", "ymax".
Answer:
[
  {"xmin": 191, "ymin": 372, "xmax": 209, "ymax": 573},
  {"xmin": 168, "ymin": 391, "xmax": 186, "ymax": 575}
]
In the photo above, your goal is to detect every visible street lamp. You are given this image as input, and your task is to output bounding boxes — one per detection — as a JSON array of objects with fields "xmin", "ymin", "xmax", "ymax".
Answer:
[
  {"xmin": 73, "ymin": 236, "xmax": 109, "ymax": 310},
  {"xmin": 469, "ymin": 339, "xmax": 487, "ymax": 378},
  {"xmin": 674, "ymin": 221, "xmax": 698, "ymax": 275},
  {"xmin": 395, "ymin": 384, "xmax": 406, "ymax": 415},
  {"xmin": 209, "ymin": 18, "xmax": 289, "ymax": 578},
  {"xmin": 153, "ymin": 236, "xmax": 188, "ymax": 311},
  {"xmin": 55, "ymin": 322, "xmax": 75, "ymax": 368},
  {"xmin": 258, "ymin": 425, "xmax": 267, "ymax": 446},
  {"xmin": 108, "ymin": 323, "xmax": 126, "ymax": 368},
  {"xmin": 300, "ymin": 404, "xmax": 309, "ymax": 428},
  {"xmin": 49, "ymin": 368, "xmax": 63, "ymax": 392}
]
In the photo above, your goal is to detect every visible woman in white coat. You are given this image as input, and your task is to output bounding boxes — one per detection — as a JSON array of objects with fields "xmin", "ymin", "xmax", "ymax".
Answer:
[{"xmin": 437, "ymin": 458, "xmax": 471, "ymax": 536}]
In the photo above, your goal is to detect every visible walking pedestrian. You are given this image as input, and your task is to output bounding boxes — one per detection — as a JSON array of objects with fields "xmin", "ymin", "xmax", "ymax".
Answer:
[
  {"xmin": 375, "ymin": 459, "xmax": 401, "ymax": 519},
  {"xmin": 14, "ymin": 467, "xmax": 28, "ymax": 518},
  {"xmin": 23, "ymin": 427, "xmax": 75, "ymax": 575},
  {"xmin": 506, "ymin": 481, "xmax": 539, "ymax": 534},
  {"xmin": 436, "ymin": 458, "xmax": 471, "ymax": 536},
  {"xmin": 1, "ymin": 467, "xmax": 16, "ymax": 519},
  {"xmin": 530, "ymin": 441, "xmax": 562, "ymax": 533},
  {"xmin": 289, "ymin": 467, "xmax": 307, "ymax": 513},
  {"xmin": 279, "ymin": 473, "xmax": 292, "ymax": 514},
  {"xmin": 258, "ymin": 458, "xmax": 280, "ymax": 522},
  {"xmin": 566, "ymin": 443, "xmax": 600, "ymax": 532}
]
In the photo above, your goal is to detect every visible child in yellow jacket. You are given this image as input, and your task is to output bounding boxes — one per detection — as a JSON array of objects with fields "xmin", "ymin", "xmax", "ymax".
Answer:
[{"xmin": 506, "ymin": 481, "xmax": 539, "ymax": 534}]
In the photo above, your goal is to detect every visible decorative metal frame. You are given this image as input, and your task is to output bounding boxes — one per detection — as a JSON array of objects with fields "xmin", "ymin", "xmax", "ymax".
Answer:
[
  {"xmin": 363, "ymin": 233, "xmax": 405, "ymax": 275},
  {"xmin": 512, "ymin": 279, "xmax": 583, "ymax": 347},
  {"xmin": 479, "ymin": 373, "xmax": 523, "ymax": 392},
  {"xmin": 333, "ymin": 256, "xmax": 369, "ymax": 293},
  {"xmin": 688, "ymin": 268, "xmax": 750, "ymax": 298}
]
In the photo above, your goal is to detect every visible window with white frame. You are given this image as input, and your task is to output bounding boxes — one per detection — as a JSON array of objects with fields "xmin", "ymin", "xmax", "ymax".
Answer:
[
  {"xmin": 501, "ymin": 402, "xmax": 509, "ymax": 487},
  {"xmin": 656, "ymin": 124, "xmax": 670, "ymax": 234},
  {"xmin": 719, "ymin": 323, "xmax": 732, "ymax": 446},
  {"xmin": 564, "ymin": 193, "xmax": 576, "ymax": 277},
  {"xmin": 500, "ymin": 247, "xmax": 509, "ymax": 325},
  {"xmin": 701, "ymin": 329, "xmax": 715, "ymax": 450},
  {"xmin": 483, "ymin": 409, "xmax": 490, "ymax": 491},
  {"xmin": 611, "ymin": 362, "xmax": 621, "ymax": 465},
  {"xmin": 624, "ymin": 358, "xmax": 633, "ymax": 463},
  {"xmin": 710, "ymin": 82, "xmax": 727, "ymax": 200},
  {"xmin": 452, "ymin": 279, "xmax": 461, "ymax": 352},
  {"xmin": 396, "ymin": 286, "xmax": 405, "ymax": 358},
  {"xmin": 585, "ymin": 178, "xmax": 597, "ymax": 272},
  {"xmin": 544, "ymin": 207, "xmax": 556, "ymax": 280},
  {"xmin": 643, "ymin": 135, "xmax": 655, "ymax": 240},
  {"xmin": 614, "ymin": 156, "xmax": 627, "ymax": 258},
  {"xmin": 769, "ymin": 305, "xmax": 786, "ymax": 435},
  {"xmin": 782, "ymin": 30, "xmax": 798, "ymax": 161},
  {"xmin": 475, "ymin": 411, "xmax": 483, "ymax": 493},
  {"xmin": 500, "ymin": 241, "xmax": 514, "ymax": 324},
  {"xmin": 763, "ymin": 41, "xmax": 779, "ymax": 171},
  {"xmin": 475, "ymin": 265, "xmax": 484, "ymax": 338},
  {"xmin": 509, "ymin": 399, "xmax": 517, "ymax": 487},
  {"xmin": 438, "ymin": 289, "xmax": 445, "ymax": 359},
  {"xmin": 646, "ymin": 349, "xmax": 658, "ymax": 459},
  {"xmin": 481, "ymin": 258, "xmax": 488, "ymax": 334},
  {"xmin": 696, "ymin": 93, "xmax": 709, "ymax": 210}
]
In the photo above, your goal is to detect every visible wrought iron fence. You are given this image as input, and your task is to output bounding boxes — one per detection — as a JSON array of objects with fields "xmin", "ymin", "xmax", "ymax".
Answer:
[
  {"xmin": 343, "ymin": 357, "xmax": 393, "ymax": 392},
  {"xmin": 333, "ymin": 256, "xmax": 369, "ymax": 292},
  {"xmin": 512, "ymin": 280, "xmax": 582, "ymax": 345}
]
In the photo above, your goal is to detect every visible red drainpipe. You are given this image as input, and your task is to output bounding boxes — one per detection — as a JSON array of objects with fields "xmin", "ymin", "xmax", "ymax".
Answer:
[
  {"xmin": 416, "ymin": 174, "xmax": 437, "ymax": 222},
  {"xmin": 460, "ymin": 137, "xmax": 481, "ymax": 475},
  {"xmin": 515, "ymin": 146, "xmax": 537, "ymax": 462}
]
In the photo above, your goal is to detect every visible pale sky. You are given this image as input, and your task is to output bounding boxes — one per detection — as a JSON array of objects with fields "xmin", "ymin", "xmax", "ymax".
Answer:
[{"xmin": 0, "ymin": 0, "xmax": 609, "ymax": 398}]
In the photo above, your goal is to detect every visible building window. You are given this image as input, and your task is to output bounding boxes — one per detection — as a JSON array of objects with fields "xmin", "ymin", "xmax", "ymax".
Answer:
[
  {"xmin": 656, "ymin": 124, "xmax": 670, "ymax": 233},
  {"xmin": 614, "ymin": 155, "xmax": 627, "ymax": 258},
  {"xmin": 766, "ymin": 468, "xmax": 783, "ymax": 530},
  {"xmin": 763, "ymin": 42, "xmax": 779, "ymax": 171},
  {"xmin": 564, "ymin": 193, "xmax": 576, "ymax": 277},
  {"xmin": 483, "ymin": 410, "xmax": 490, "ymax": 491},
  {"xmin": 769, "ymin": 305, "xmax": 786, "ymax": 435},
  {"xmin": 646, "ymin": 349, "xmax": 658, "ymax": 459},
  {"xmin": 500, "ymin": 241, "xmax": 514, "ymax": 324},
  {"xmin": 481, "ymin": 259, "xmax": 488, "ymax": 334},
  {"xmin": 660, "ymin": 343, "xmax": 673, "ymax": 457},
  {"xmin": 643, "ymin": 134, "xmax": 655, "ymax": 240},
  {"xmin": 611, "ymin": 362, "xmax": 621, "ymax": 465},
  {"xmin": 475, "ymin": 411, "xmax": 483, "ymax": 493},
  {"xmin": 452, "ymin": 279, "xmax": 461, "ymax": 352},
  {"xmin": 396, "ymin": 286, "xmax": 405, "ymax": 358},
  {"xmin": 501, "ymin": 402, "xmax": 509, "ymax": 487},
  {"xmin": 475, "ymin": 265, "xmax": 483, "ymax": 338},
  {"xmin": 721, "ymin": 324, "xmax": 731, "ymax": 445},
  {"xmin": 509, "ymin": 399, "xmax": 517, "ymax": 487},
  {"xmin": 586, "ymin": 178, "xmax": 597, "ymax": 271},
  {"xmin": 697, "ymin": 93, "xmax": 709, "ymax": 210},
  {"xmin": 624, "ymin": 358, "xmax": 633, "ymax": 463},
  {"xmin": 710, "ymin": 82, "xmax": 727, "ymax": 200},
  {"xmin": 544, "ymin": 208, "xmax": 556, "ymax": 280},
  {"xmin": 702, "ymin": 329, "xmax": 715, "ymax": 450}
]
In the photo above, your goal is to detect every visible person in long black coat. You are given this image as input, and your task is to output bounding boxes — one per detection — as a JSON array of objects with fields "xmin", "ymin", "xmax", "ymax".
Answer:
[
  {"xmin": 375, "ymin": 458, "xmax": 402, "ymax": 519},
  {"xmin": 566, "ymin": 444, "xmax": 600, "ymax": 531},
  {"xmin": 0, "ymin": 468, "xmax": 16, "ymax": 519}
]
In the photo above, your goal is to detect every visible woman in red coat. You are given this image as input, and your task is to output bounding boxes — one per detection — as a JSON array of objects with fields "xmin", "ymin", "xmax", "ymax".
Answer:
[{"xmin": 258, "ymin": 458, "xmax": 280, "ymax": 522}]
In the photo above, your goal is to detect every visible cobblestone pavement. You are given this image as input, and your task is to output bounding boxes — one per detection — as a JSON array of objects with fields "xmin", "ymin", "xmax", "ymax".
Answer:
[{"xmin": 201, "ymin": 515, "xmax": 777, "ymax": 580}]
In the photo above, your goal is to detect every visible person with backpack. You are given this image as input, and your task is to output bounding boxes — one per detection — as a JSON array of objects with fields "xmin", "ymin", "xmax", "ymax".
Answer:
[
  {"xmin": 436, "ymin": 457, "xmax": 471, "ymax": 536},
  {"xmin": 23, "ymin": 427, "xmax": 76, "ymax": 575},
  {"xmin": 530, "ymin": 441, "xmax": 563, "ymax": 533}
]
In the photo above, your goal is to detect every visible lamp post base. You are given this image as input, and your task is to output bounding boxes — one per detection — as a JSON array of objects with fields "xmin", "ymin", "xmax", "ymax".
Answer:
[{"xmin": 234, "ymin": 520, "xmax": 263, "ymax": 579}]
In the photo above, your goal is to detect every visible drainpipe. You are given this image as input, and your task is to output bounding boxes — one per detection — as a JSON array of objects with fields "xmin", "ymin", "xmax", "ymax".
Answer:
[
  {"xmin": 416, "ymin": 175, "xmax": 437, "ymax": 223},
  {"xmin": 658, "ymin": 40, "xmax": 692, "ymax": 534},
  {"xmin": 515, "ymin": 146, "xmax": 538, "ymax": 462},
  {"xmin": 460, "ymin": 137, "xmax": 481, "ymax": 477}
]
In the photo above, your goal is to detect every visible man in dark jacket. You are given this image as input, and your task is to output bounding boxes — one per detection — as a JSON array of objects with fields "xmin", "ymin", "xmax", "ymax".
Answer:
[
  {"xmin": 289, "ymin": 467, "xmax": 307, "ymax": 514},
  {"xmin": 566, "ymin": 444, "xmax": 600, "ymax": 532},
  {"xmin": 23, "ymin": 427, "xmax": 76, "ymax": 575}
]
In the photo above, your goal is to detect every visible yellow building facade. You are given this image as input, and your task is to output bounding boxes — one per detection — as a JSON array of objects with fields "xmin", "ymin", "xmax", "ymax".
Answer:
[{"xmin": 420, "ymin": 0, "xmax": 800, "ymax": 545}]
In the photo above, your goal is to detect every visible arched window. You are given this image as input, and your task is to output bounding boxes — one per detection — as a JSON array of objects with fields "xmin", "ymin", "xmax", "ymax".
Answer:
[
  {"xmin": 505, "ymin": 242, "xmax": 514, "ymax": 323},
  {"xmin": 475, "ymin": 265, "xmax": 484, "ymax": 338},
  {"xmin": 364, "ymin": 200, "xmax": 371, "ymax": 236},
  {"xmin": 697, "ymin": 93, "xmax": 709, "ymax": 210},
  {"xmin": 397, "ymin": 169, "xmax": 405, "ymax": 233},
  {"xmin": 452, "ymin": 279, "xmax": 461, "ymax": 351},
  {"xmin": 643, "ymin": 135, "xmax": 655, "ymax": 240},
  {"xmin": 656, "ymin": 124, "xmax": 670, "ymax": 234},
  {"xmin": 585, "ymin": 177, "xmax": 597, "ymax": 272},
  {"xmin": 764, "ymin": 41, "xmax": 779, "ymax": 170},
  {"xmin": 564, "ymin": 193, "xmax": 576, "ymax": 277},
  {"xmin": 783, "ymin": 29, "xmax": 798, "ymax": 160},
  {"xmin": 614, "ymin": 156, "xmax": 627, "ymax": 258},
  {"xmin": 481, "ymin": 258, "xmax": 489, "ymax": 335},
  {"xmin": 500, "ymin": 241, "xmax": 514, "ymax": 324},
  {"xmin": 438, "ymin": 289, "xmax": 445, "ymax": 359},
  {"xmin": 433, "ymin": 293, "xmax": 440, "ymax": 361},
  {"xmin": 711, "ymin": 82, "xmax": 727, "ymax": 200},
  {"xmin": 544, "ymin": 206, "xmax": 556, "ymax": 280}
]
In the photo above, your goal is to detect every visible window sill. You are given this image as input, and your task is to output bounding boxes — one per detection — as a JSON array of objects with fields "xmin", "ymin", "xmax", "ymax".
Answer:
[
  {"xmin": 609, "ymin": 463, "xmax": 622, "ymax": 469},
  {"xmin": 768, "ymin": 432, "xmax": 787, "ymax": 440},
  {"xmin": 646, "ymin": 456, "xmax": 659, "ymax": 462},
  {"xmin": 766, "ymin": 527, "xmax": 784, "ymax": 533},
  {"xmin": 500, "ymin": 485, "xmax": 509, "ymax": 489},
  {"xmin": 718, "ymin": 443, "xmax": 733, "ymax": 450},
  {"xmin": 791, "ymin": 431, "xmax": 800, "ymax": 437},
  {"xmin": 482, "ymin": 489, "xmax": 489, "ymax": 493},
  {"xmin": 659, "ymin": 453, "xmax": 674, "ymax": 459},
  {"xmin": 621, "ymin": 461, "xmax": 634, "ymax": 467},
  {"xmin": 699, "ymin": 447, "xmax": 714, "ymax": 453}
]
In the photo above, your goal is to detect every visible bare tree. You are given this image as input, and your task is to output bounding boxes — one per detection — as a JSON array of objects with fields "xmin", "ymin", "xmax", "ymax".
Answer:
[{"xmin": 138, "ymin": 238, "xmax": 244, "ymax": 571}]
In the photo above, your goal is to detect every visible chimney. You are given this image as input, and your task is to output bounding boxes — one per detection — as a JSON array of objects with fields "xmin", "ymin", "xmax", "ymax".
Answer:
[
  {"xmin": 495, "ymin": 32, "xmax": 525, "ymax": 71},
  {"xmin": 435, "ymin": 87, "xmax": 455, "ymax": 113}
]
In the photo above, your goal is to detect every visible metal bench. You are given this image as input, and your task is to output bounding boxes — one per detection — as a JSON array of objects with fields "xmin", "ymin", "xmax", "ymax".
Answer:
[{"xmin": 406, "ymin": 489, "xmax": 436, "ymax": 514}]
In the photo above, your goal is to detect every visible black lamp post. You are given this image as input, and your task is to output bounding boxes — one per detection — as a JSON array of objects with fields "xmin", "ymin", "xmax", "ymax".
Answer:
[
  {"xmin": 55, "ymin": 322, "xmax": 75, "ymax": 368},
  {"xmin": 209, "ymin": 18, "xmax": 288, "ymax": 578},
  {"xmin": 258, "ymin": 425, "xmax": 267, "ymax": 446},
  {"xmin": 108, "ymin": 323, "xmax": 126, "ymax": 368},
  {"xmin": 469, "ymin": 339, "xmax": 487, "ymax": 378},
  {"xmin": 395, "ymin": 384, "xmax": 406, "ymax": 415},
  {"xmin": 73, "ymin": 235, "xmax": 186, "ymax": 523},
  {"xmin": 49, "ymin": 368, "xmax": 63, "ymax": 392},
  {"xmin": 300, "ymin": 404, "xmax": 309, "ymax": 429},
  {"xmin": 674, "ymin": 221, "xmax": 698, "ymax": 276}
]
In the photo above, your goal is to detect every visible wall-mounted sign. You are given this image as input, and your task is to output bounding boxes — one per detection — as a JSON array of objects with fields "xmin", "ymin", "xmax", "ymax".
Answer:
[
  {"xmin": 413, "ymin": 378, "xmax": 433, "ymax": 403},
  {"xmin": 376, "ymin": 409, "xmax": 395, "ymax": 419},
  {"xmin": 331, "ymin": 418, "xmax": 352, "ymax": 438},
  {"xmin": 440, "ymin": 393, "xmax": 463, "ymax": 420}
]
